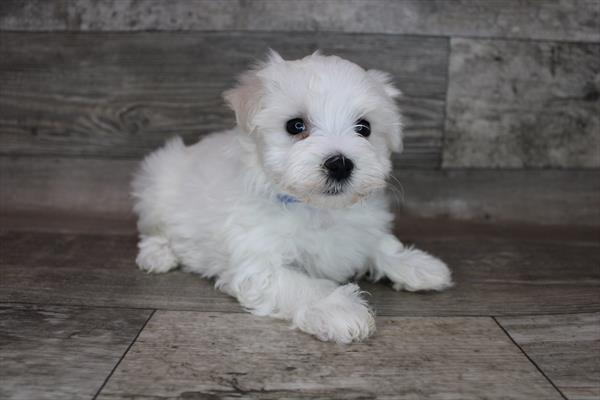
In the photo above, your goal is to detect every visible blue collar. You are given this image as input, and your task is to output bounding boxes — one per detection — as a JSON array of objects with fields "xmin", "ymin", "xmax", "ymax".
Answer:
[{"xmin": 276, "ymin": 194, "xmax": 301, "ymax": 205}]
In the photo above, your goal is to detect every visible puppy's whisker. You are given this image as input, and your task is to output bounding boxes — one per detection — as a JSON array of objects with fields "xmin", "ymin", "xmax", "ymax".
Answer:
[
  {"xmin": 386, "ymin": 174, "xmax": 405, "ymax": 207},
  {"xmin": 388, "ymin": 174, "xmax": 405, "ymax": 196}
]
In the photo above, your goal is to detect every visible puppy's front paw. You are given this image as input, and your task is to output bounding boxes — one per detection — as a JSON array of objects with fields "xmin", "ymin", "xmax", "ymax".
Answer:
[
  {"xmin": 136, "ymin": 236, "xmax": 178, "ymax": 274},
  {"xmin": 293, "ymin": 284, "xmax": 375, "ymax": 344},
  {"xmin": 390, "ymin": 248, "xmax": 453, "ymax": 292}
]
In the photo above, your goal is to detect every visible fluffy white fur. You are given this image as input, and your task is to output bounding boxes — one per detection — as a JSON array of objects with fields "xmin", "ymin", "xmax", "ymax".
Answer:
[{"xmin": 132, "ymin": 51, "xmax": 452, "ymax": 343}]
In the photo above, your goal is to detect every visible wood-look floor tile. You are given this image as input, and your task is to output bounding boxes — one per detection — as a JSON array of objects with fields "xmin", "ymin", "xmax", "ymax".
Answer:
[
  {"xmin": 366, "ymin": 237, "xmax": 600, "ymax": 316},
  {"xmin": 1, "ymin": 231, "xmax": 599, "ymax": 316},
  {"xmin": 498, "ymin": 313, "xmax": 600, "ymax": 400},
  {"xmin": 0, "ymin": 304, "xmax": 151, "ymax": 400},
  {"xmin": 0, "ymin": 231, "xmax": 241, "ymax": 312},
  {"xmin": 97, "ymin": 311, "xmax": 562, "ymax": 399}
]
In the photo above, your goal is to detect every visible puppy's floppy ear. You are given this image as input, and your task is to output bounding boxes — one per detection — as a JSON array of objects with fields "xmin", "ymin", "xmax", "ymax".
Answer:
[
  {"xmin": 224, "ymin": 51, "xmax": 284, "ymax": 133},
  {"xmin": 366, "ymin": 69, "xmax": 403, "ymax": 153},
  {"xmin": 223, "ymin": 71, "xmax": 264, "ymax": 133},
  {"xmin": 366, "ymin": 69, "xmax": 401, "ymax": 99},
  {"xmin": 266, "ymin": 48, "xmax": 285, "ymax": 64},
  {"xmin": 389, "ymin": 122, "xmax": 403, "ymax": 154}
]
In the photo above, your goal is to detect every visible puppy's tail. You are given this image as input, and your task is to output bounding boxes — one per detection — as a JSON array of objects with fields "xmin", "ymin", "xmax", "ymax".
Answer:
[{"xmin": 132, "ymin": 137, "xmax": 187, "ymax": 235}]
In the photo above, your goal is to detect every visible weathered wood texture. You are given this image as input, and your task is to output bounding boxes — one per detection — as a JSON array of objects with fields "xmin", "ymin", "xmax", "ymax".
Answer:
[
  {"xmin": 0, "ymin": 210, "xmax": 137, "ymax": 235},
  {"xmin": 444, "ymin": 38, "xmax": 600, "ymax": 168},
  {"xmin": 0, "ymin": 231, "xmax": 241, "ymax": 313},
  {"xmin": 366, "ymin": 237, "xmax": 600, "ymax": 317},
  {"xmin": 394, "ymin": 169, "xmax": 600, "ymax": 227},
  {"xmin": 2, "ymin": 229, "xmax": 599, "ymax": 316},
  {"xmin": 498, "ymin": 313, "xmax": 600, "ymax": 400},
  {"xmin": 3, "ymin": 156, "xmax": 599, "ymax": 226},
  {"xmin": 1, "ymin": 0, "xmax": 599, "ymax": 173},
  {"xmin": 96, "ymin": 311, "xmax": 562, "ymax": 399},
  {"xmin": 0, "ymin": 304, "xmax": 151, "ymax": 400},
  {"xmin": 1, "ymin": 0, "xmax": 599, "ymax": 42},
  {"xmin": 0, "ymin": 31, "xmax": 447, "ymax": 168},
  {"xmin": 0, "ymin": 157, "xmax": 135, "ymax": 216}
]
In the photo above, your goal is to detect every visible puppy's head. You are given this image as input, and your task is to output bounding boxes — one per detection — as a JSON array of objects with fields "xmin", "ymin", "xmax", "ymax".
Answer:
[{"xmin": 224, "ymin": 51, "xmax": 402, "ymax": 208}]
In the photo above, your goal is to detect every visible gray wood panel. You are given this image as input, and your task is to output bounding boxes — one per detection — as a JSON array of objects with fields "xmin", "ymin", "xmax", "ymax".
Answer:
[
  {"xmin": 443, "ymin": 38, "xmax": 600, "ymax": 168},
  {"xmin": 2, "ymin": 229, "xmax": 599, "ymax": 317},
  {"xmin": 366, "ymin": 237, "xmax": 600, "ymax": 317},
  {"xmin": 0, "ymin": 304, "xmax": 151, "ymax": 400},
  {"xmin": 0, "ymin": 0, "xmax": 68, "ymax": 31},
  {"xmin": 2, "ymin": 0, "xmax": 599, "ymax": 42},
  {"xmin": 96, "ymin": 311, "xmax": 562, "ymax": 399},
  {"xmin": 0, "ymin": 31, "xmax": 447, "ymax": 168},
  {"xmin": 498, "ymin": 313, "xmax": 600, "ymax": 400},
  {"xmin": 0, "ymin": 231, "xmax": 241, "ymax": 313},
  {"xmin": 3, "ymin": 156, "xmax": 600, "ymax": 227},
  {"xmin": 394, "ymin": 169, "xmax": 600, "ymax": 227},
  {"xmin": 1, "ymin": 210, "xmax": 136, "ymax": 235},
  {"xmin": 0, "ymin": 157, "xmax": 135, "ymax": 216}
]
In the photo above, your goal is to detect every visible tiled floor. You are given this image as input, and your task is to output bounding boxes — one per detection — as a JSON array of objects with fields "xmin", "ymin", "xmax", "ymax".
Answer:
[{"xmin": 1, "ymin": 214, "xmax": 599, "ymax": 399}]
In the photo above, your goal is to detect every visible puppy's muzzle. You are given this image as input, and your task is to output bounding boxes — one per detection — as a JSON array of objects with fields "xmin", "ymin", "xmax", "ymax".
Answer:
[{"xmin": 323, "ymin": 154, "xmax": 354, "ymax": 182}]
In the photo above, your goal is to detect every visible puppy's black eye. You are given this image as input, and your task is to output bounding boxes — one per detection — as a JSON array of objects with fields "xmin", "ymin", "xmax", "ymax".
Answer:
[
  {"xmin": 286, "ymin": 118, "xmax": 306, "ymax": 135},
  {"xmin": 355, "ymin": 119, "xmax": 371, "ymax": 137}
]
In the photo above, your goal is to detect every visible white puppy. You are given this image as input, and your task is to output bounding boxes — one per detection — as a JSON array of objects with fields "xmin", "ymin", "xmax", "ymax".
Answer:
[{"xmin": 132, "ymin": 51, "xmax": 452, "ymax": 343}]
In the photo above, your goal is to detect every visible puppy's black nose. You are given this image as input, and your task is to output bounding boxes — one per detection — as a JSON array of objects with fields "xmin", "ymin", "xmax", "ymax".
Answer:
[{"xmin": 323, "ymin": 154, "xmax": 354, "ymax": 182}]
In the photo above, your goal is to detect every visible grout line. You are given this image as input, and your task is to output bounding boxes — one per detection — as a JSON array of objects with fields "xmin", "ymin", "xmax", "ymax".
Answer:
[
  {"xmin": 0, "ymin": 300, "xmax": 242, "ymax": 313},
  {"xmin": 1, "ymin": 300, "xmax": 599, "ymax": 318},
  {"xmin": 92, "ymin": 309, "xmax": 156, "ymax": 400},
  {"xmin": 492, "ymin": 317, "xmax": 568, "ymax": 400},
  {"xmin": 427, "ymin": 33, "xmax": 598, "ymax": 46},
  {"xmin": 0, "ymin": 29, "xmax": 596, "ymax": 45}
]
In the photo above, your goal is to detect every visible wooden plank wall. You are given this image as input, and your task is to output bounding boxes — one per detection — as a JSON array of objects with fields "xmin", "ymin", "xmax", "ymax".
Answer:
[
  {"xmin": 0, "ymin": 0, "xmax": 599, "ymax": 225},
  {"xmin": 0, "ymin": 32, "xmax": 447, "ymax": 166}
]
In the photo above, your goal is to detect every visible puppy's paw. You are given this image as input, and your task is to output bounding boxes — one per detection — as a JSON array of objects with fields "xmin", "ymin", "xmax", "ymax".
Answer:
[
  {"xmin": 390, "ymin": 248, "xmax": 453, "ymax": 292},
  {"xmin": 293, "ymin": 284, "xmax": 375, "ymax": 344},
  {"xmin": 136, "ymin": 236, "xmax": 178, "ymax": 274}
]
